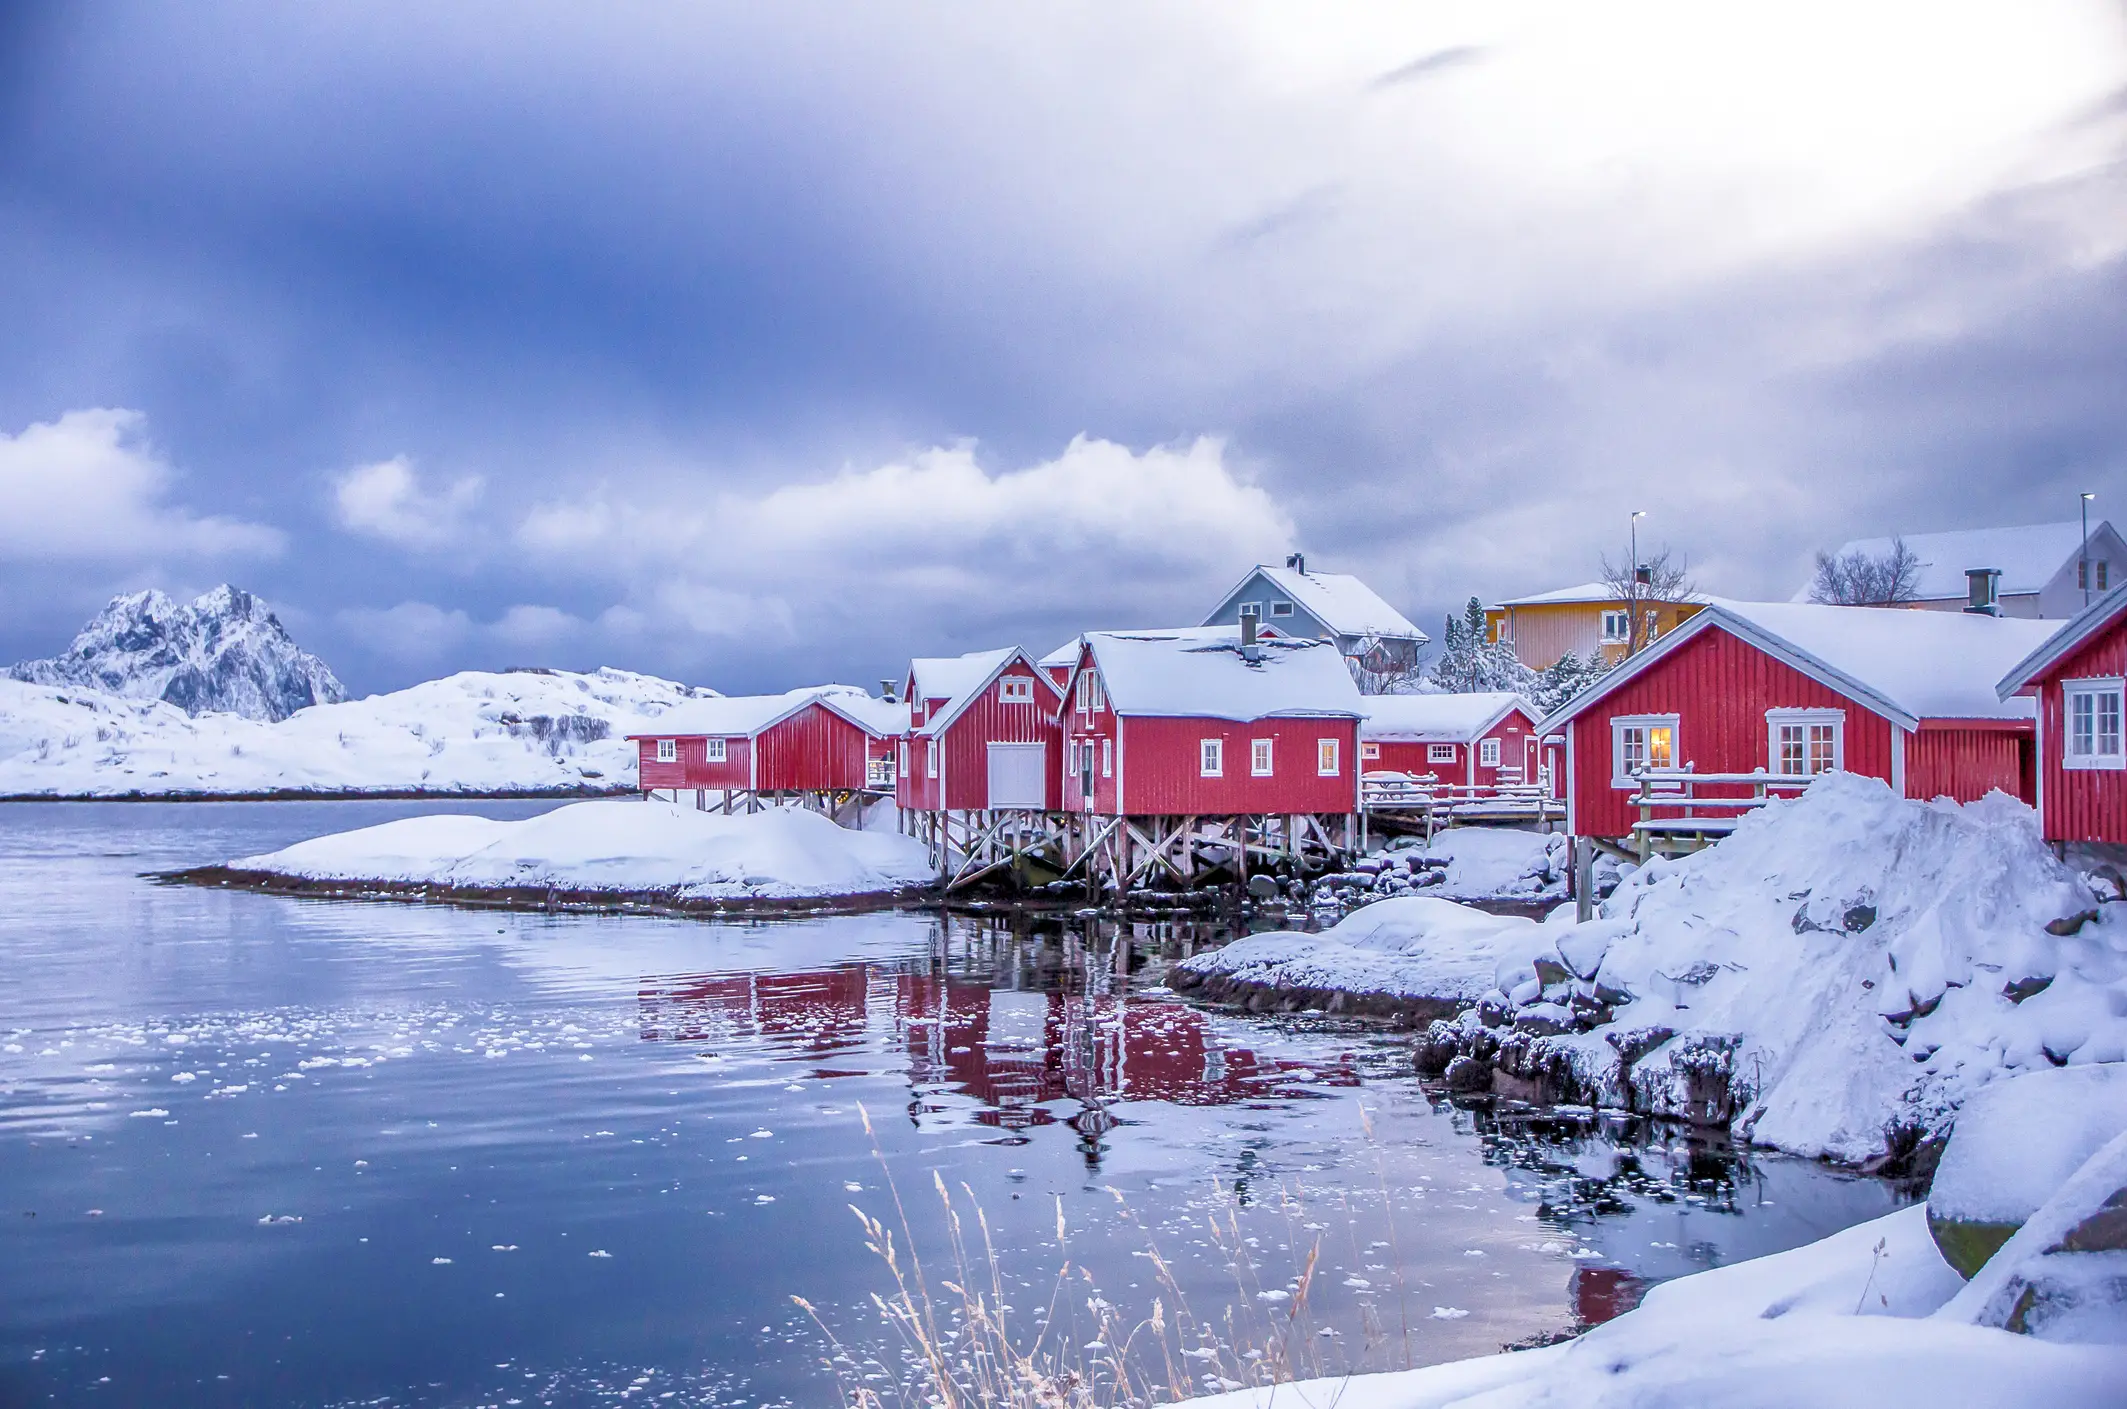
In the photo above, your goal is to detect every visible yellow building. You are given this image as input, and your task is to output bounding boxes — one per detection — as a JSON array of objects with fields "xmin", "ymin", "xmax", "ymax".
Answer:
[{"xmin": 1483, "ymin": 581, "xmax": 1707, "ymax": 670}]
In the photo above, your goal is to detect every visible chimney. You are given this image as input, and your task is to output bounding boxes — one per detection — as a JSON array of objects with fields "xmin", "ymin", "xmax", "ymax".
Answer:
[
  {"xmin": 1964, "ymin": 567, "xmax": 2002, "ymax": 616},
  {"xmin": 1634, "ymin": 565, "xmax": 1652, "ymax": 586},
  {"xmin": 1240, "ymin": 611, "xmax": 1262, "ymax": 662},
  {"xmin": 880, "ymin": 679, "xmax": 898, "ymax": 702},
  {"xmin": 1286, "ymin": 551, "xmax": 1306, "ymax": 574}
]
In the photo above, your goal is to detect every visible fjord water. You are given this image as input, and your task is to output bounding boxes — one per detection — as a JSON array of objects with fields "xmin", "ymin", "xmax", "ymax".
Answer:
[{"xmin": 0, "ymin": 803, "xmax": 1902, "ymax": 1407}]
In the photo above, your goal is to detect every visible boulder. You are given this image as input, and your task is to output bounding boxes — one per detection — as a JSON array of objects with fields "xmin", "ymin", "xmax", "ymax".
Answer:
[
  {"xmin": 1928, "ymin": 1065, "xmax": 2127, "ymax": 1278},
  {"xmin": 1946, "ymin": 1127, "xmax": 2127, "ymax": 1341},
  {"xmin": 1443, "ymin": 1055, "xmax": 1492, "ymax": 1094}
]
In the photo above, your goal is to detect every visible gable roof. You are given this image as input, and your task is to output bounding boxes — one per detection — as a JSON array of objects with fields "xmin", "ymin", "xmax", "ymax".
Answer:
[
  {"xmin": 907, "ymin": 646, "xmax": 1059, "ymax": 736},
  {"xmin": 1360, "ymin": 691, "xmax": 1534, "ymax": 742},
  {"xmin": 1996, "ymin": 579, "xmax": 2127, "ymax": 698},
  {"xmin": 1076, "ymin": 629, "xmax": 1364, "ymax": 720},
  {"xmin": 1792, "ymin": 521, "xmax": 2116, "ymax": 602},
  {"xmin": 1206, "ymin": 566, "xmax": 1425, "ymax": 643},
  {"xmin": 1492, "ymin": 580, "xmax": 1625, "ymax": 608},
  {"xmin": 631, "ymin": 686, "xmax": 865, "ymax": 740},
  {"xmin": 817, "ymin": 690, "xmax": 912, "ymax": 737},
  {"xmin": 1040, "ymin": 624, "xmax": 1275, "ymax": 670},
  {"xmin": 1539, "ymin": 600, "xmax": 2055, "ymax": 734}
]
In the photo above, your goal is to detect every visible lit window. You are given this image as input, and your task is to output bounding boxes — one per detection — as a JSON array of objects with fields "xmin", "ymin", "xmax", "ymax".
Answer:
[
  {"xmin": 1768, "ymin": 709, "xmax": 1842, "ymax": 776},
  {"xmin": 1611, "ymin": 715, "xmax": 1679, "ymax": 786},
  {"xmin": 999, "ymin": 676, "xmax": 1033, "ymax": 703},
  {"xmin": 1101, "ymin": 739, "xmax": 1112, "ymax": 777},
  {"xmin": 1251, "ymin": 739, "xmax": 1274, "ymax": 776},
  {"xmin": 704, "ymin": 737, "xmax": 727, "ymax": 763},
  {"xmin": 1317, "ymin": 738, "xmax": 1340, "ymax": 776},
  {"xmin": 926, "ymin": 740, "xmax": 939, "ymax": 779},
  {"xmin": 1270, "ymin": 601, "xmax": 1294, "ymax": 617},
  {"xmin": 1479, "ymin": 738, "xmax": 1502, "ymax": 767},
  {"xmin": 1428, "ymin": 743, "xmax": 1458, "ymax": 763},
  {"xmin": 1600, "ymin": 610, "xmax": 1631, "ymax": 644},
  {"xmin": 1200, "ymin": 738, "xmax": 1224, "ymax": 777},
  {"xmin": 1361, "ymin": 742, "xmax": 1380, "ymax": 761},
  {"xmin": 2065, "ymin": 680, "xmax": 2125, "ymax": 771},
  {"xmin": 654, "ymin": 739, "xmax": 677, "ymax": 763}
]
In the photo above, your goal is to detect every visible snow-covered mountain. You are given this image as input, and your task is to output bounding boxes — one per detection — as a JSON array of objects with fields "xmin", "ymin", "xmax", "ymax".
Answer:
[
  {"xmin": 0, "ymin": 666, "xmax": 717, "ymax": 797},
  {"xmin": 9, "ymin": 585, "xmax": 346, "ymax": 722}
]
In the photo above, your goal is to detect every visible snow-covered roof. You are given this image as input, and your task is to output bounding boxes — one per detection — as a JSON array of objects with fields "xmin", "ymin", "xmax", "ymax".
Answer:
[
  {"xmin": 631, "ymin": 686, "xmax": 857, "ymax": 739},
  {"xmin": 1081, "ymin": 630, "xmax": 1363, "ymax": 720},
  {"xmin": 1042, "ymin": 625, "xmax": 1263, "ymax": 670},
  {"xmin": 1541, "ymin": 600, "xmax": 2056, "ymax": 733},
  {"xmin": 1208, "ymin": 566, "xmax": 1425, "ymax": 642},
  {"xmin": 819, "ymin": 690, "xmax": 911, "ymax": 737},
  {"xmin": 1996, "ymin": 580, "xmax": 2127, "ymax": 698},
  {"xmin": 1792, "ymin": 521, "xmax": 2112, "ymax": 602},
  {"xmin": 1491, "ymin": 580, "xmax": 1622, "ymax": 608},
  {"xmin": 908, "ymin": 646, "xmax": 1058, "ymax": 736},
  {"xmin": 1361, "ymin": 692, "xmax": 1534, "ymax": 742}
]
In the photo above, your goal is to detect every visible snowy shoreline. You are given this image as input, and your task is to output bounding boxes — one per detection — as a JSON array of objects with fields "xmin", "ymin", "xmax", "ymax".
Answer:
[{"xmin": 8, "ymin": 783, "xmax": 637, "ymax": 803}]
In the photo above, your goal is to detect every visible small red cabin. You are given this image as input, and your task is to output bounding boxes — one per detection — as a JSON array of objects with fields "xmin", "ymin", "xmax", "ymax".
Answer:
[
  {"xmin": 896, "ymin": 648, "xmax": 1065, "ymax": 813},
  {"xmin": 1359, "ymin": 692, "xmax": 1544, "ymax": 790},
  {"xmin": 1998, "ymin": 582, "xmax": 2127, "ymax": 845},
  {"xmin": 1541, "ymin": 601, "xmax": 2056, "ymax": 844},
  {"xmin": 1059, "ymin": 627, "xmax": 1362, "ymax": 816},
  {"xmin": 630, "ymin": 687, "xmax": 908, "ymax": 800}
]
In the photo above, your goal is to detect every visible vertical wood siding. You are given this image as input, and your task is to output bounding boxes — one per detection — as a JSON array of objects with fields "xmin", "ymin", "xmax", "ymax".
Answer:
[
  {"xmin": 753, "ymin": 704, "xmax": 871, "ymax": 791},
  {"xmin": 634, "ymin": 735, "xmax": 753, "ymax": 791},
  {"xmin": 1566, "ymin": 626, "xmax": 1892, "ymax": 839},
  {"xmin": 1063, "ymin": 647, "xmax": 1121, "ymax": 813},
  {"xmin": 1906, "ymin": 725, "xmax": 2029, "ymax": 805},
  {"xmin": 941, "ymin": 664, "xmax": 1063, "ymax": 811},
  {"xmin": 1113, "ymin": 716, "xmax": 1359, "ymax": 815},
  {"xmin": 1366, "ymin": 739, "xmax": 1467, "ymax": 785},
  {"xmin": 2032, "ymin": 614, "xmax": 2127, "ymax": 842}
]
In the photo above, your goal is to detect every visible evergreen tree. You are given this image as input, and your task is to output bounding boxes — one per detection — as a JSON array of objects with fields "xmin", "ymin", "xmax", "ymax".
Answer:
[
  {"xmin": 1532, "ymin": 650, "xmax": 1608, "ymax": 713},
  {"xmin": 1427, "ymin": 597, "xmax": 1538, "ymax": 696}
]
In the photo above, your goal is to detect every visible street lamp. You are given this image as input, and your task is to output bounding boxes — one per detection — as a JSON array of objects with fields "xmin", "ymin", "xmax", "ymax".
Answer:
[
  {"xmin": 1629, "ymin": 510, "xmax": 1647, "ymax": 654},
  {"xmin": 2083, "ymin": 492, "xmax": 2097, "ymax": 607}
]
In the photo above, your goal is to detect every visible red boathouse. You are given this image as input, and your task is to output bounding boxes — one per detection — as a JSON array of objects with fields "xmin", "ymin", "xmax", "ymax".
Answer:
[
  {"xmin": 630, "ymin": 686, "xmax": 908, "ymax": 818},
  {"xmin": 1359, "ymin": 692, "xmax": 1544, "ymax": 790},
  {"xmin": 895, "ymin": 647, "xmax": 1065, "ymax": 814},
  {"xmin": 1997, "ymin": 581, "xmax": 2127, "ymax": 846}
]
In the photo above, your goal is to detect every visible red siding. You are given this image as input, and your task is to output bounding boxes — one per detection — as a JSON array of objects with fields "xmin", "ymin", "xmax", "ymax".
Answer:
[
  {"xmin": 1565, "ymin": 626, "xmax": 1894, "ymax": 840},
  {"xmin": 1114, "ymin": 716, "xmax": 1359, "ymax": 815},
  {"xmin": 1063, "ymin": 646, "xmax": 1121, "ymax": 813},
  {"xmin": 941, "ymin": 663, "xmax": 1062, "ymax": 810},
  {"xmin": 1366, "ymin": 738, "xmax": 1466, "ymax": 784},
  {"xmin": 1362, "ymin": 707, "xmax": 1543, "ymax": 789},
  {"xmin": 1906, "ymin": 723, "xmax": 2029, "ymax": 805},
  {"xmin": 2029, "ymin": 612, "xmax": 2127, "ymax": 842},
  {"xmin": 636, "ymin": 735, "xmax": 754, "ymax": 791},
  {"xmin": 754, "ymin": 704, "xmax": 872, "ymax": 792}
]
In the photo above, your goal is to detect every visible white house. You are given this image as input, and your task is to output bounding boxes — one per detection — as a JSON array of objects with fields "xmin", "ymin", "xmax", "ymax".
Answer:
[{"xmin": 1796, "ymin": 521, "xmax": 2127, "ymax": 620}]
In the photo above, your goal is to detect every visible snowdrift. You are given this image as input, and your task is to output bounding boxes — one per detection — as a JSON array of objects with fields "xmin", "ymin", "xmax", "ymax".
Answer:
[
  {"xmin": 222, "ymin": 799, "xmax": 935, "ymax": 903},
  {"xmin": 1180, "ymin": 773, "xmax": 2127, "ymax": 1162},
  {"xmin": 0, "ymin": 667, "xmax": 711, "ymax": 797}
]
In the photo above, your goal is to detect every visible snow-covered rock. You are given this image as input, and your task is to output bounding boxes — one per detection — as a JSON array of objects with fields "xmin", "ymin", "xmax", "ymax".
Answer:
[
  {"xmin": 0, "ymin": 666, "xmax": 714, "ymax": 796},
  {"xmin": 228, "ymin": 799, "xmax": 933, "ymax": 901},
  {"xmin": 1945, "ymin": 1128, "xmax": 2127, "ymax": 1343},
  {"xmin": 9, "ymin": 586, "xmax": 344, "ymax": 721},
  {"xmin": 1929, "ymin": 1066, "xmax": 2127, "ymax": 1276}
]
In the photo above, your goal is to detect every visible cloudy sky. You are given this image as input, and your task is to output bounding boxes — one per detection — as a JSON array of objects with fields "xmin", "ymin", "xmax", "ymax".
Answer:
[{"xmin": 2, "ymin": 2, "xmax": 2123, "ymax": 695}]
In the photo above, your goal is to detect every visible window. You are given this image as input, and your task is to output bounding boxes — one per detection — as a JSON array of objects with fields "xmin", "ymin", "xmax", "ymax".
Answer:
[
  {"xmin": 1251, "ymin": 739, "xmax": 1274, "ymax": 776},
  {"xmin": 1643, "ymin": 611, "xmax": 1660, "ymax": 643},
  {"xmin": 1600, "ymin": 610, "xmax": 1631, "ymax": 644},
  {"xmin": 999, "ymin": 676, "xmax": 1033, "ymax": 703},
  {"xmin": 1479, "ymin": 737, "xmax": 1502, "ymax": 768},
  {"xmin": 1361, "ymin": 742, "xmax": 1380, "ymax": 761},
  {"xmin": 1428, "ymin": 743, "xmax": 1458, "ymax": 764},
  {"xmin": 1200, "ymin": 738, "xmax": 1224, "ymax": 776},
  {"xmin": 2065, "ymin": 679, "xmax": 2126, "ymax": 770},
  {"xmin": 1611, "ymin": 714, "xmax": 1679, "ymax": 786},
  {"xmin": 704, "ymin": 737, "xmax": 727, "ymax": 763},
  {"xmin": 1076, "ymin": 670, "xmax": 1103, "ymax": 714},
  {"xmin": 1317, "ymin": 738, "xmax": 1340, "ymax": 776},
  {"xmin": 1069, "ymin": 740, "xmax": 1081, "ymax": 775},
  {"xmin": 2080, "ymin": 561, "xmax": 2111, "ymax": 591},
  {"xmin": 898, "ymin": 740, "xmax": 910, "ymax": 774},
  {"xmin": 654, "ymin": 738, "xmax": 677, "ymax": 763},
  {"xmin": 1239, "ymin": 602, "xmax": 1261, "ymax": 621},
  {"xmin": 1493, "ymin": 618, "xmax": 1512, "ymax": 644},
  {"xmin": 926, "ymin": 739, "xmax": 939, "ymax": 779},
  {"xmin": 1767, "ymin": 709, "xmax": 1842, "ymax": 777},
  {"xmin": 2106, "ymin": 562, "xmax": 2113, "ymax": 591},
  {"xmin": 1101, "ymin": 739, "xmax": 1112, "ymax": 777},
  {"xmin": 1270, "ymin": 600, "xmax": 1294, "ymax": 618}
]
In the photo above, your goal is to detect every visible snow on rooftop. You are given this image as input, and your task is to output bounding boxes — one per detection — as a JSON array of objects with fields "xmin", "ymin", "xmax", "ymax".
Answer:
[
  {"xmin": 1086, "ymin": 629, "xmax": 1363, "ymax": 720},
  {"xmin": 909, "ymin": 647, "xmax": 1017, "ymax": 710},
  {"xmin": 1219, "ymin": 565, "xmax": 1425, "ymax": 641},
  {"xmin": 1709, "ymin": 601, "xmax": 2055, "ymax": 722},
  {"xmin": 1491, "ymin": 579, "xmax": 1624, "ymax": 608},
  {"xmin": 1360, "ymin": 691, "xmax": 1532, "ymax": 741},
  {"xmin": 1792, "ymin": 521, "xmax": 2112, "ymax": 602},
  {"xmin": 821, "ymin": 691, "xmax": 910, "ymax": 736},
  {"xmin": 1040, "ymin": 625, "xmax": 1245, "ymax": 669},
  {"xmin": 636, "ymin": 686, "xmax": 858, "ymax": 738}
]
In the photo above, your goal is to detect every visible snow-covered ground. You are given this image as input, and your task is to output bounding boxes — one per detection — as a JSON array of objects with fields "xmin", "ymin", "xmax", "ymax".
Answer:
[
  {"xmin": 0, "ymin": 667, "xmax": 714, "ymax": 796},
  {"xmin": 1319, "ymin": 828, "xmax": 1575, "ymax": 908},
  {"xmin": 1179, "ymin": 774, "xmax": 2127, "ymax": 1164},
  {"xmin": 225, "ymin": 798, "xmax": 935, "ymax": 902}
]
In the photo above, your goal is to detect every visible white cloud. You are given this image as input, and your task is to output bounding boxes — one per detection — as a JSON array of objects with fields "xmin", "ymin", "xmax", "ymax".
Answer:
[
  {"xmin": 490, "ymin": 604, "xmax": 585, "ymax": 648},
  {"xmin": 333, "ymin": 455, "xmax": 483, "ymax": 548},
  {"xmin": 333, "ymin": 601, "xmax": 474, "ymax": 665},
  {"xmin": 0, "ymin": 408, "xmax": 283, "ymax": 562},
  {"xmin": 514, "ymin": 435, "xmax": 1293, "ymax": 648}
]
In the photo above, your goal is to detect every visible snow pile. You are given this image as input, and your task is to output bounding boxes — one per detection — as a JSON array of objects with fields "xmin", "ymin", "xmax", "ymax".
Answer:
[
  {"xmin": 0, "ymin": 666, "xmax": 714, "ymax": 796},
  {"xmin": 9, "ymin": 585, "xmax": 345, "ymax": 721},
  {"xmin": 229, "ymin": 799, "xmax": 934, "ymax": 901}
]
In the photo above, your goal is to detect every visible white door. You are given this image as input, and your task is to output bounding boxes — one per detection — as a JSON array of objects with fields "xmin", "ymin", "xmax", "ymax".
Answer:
[{"xmin": 986, "ymin": 742, "xmax": 1047, "ymax": 809}]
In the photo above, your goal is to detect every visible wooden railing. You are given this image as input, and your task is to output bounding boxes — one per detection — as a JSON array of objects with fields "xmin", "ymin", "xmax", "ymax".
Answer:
[
  {"xmin": 1628, "ymin": 767, "xmax": 1810, "ymax": 859},
  {"xmin": 865, "ymin": 759, "xmax": 896, "ymax": 791}
]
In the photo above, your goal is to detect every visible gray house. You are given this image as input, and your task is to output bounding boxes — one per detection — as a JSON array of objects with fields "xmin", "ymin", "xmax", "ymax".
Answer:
[
  {"xmin": 1795, "ymin": 521, "xmax": 2127, "ymax": 620},
  {"xmin": 1201, "ymin": 556, "xmax": 1427, "ymax": 690}
]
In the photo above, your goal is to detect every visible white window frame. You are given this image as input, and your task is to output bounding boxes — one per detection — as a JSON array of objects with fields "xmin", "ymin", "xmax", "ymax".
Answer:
[
  {"xmin": 2063, "ymin": 678, "xmax": 2126, "ymax": 771},
  {"xmin": 1599, "ymin": 609, "xmax": 1631, "ymax": 644},
  {"xmin": 1199, "ymin": 738, "xmax": 1224, "ymax": 777},
  {"xmin": 1610, "ymin": 713, "xmax": 1680, "ymax": 788},
  {"xmin": 1317, "ymin": 738, "xmax": 1341, "ymax": 776},
  {"xmin": 1068, "ymin": 740, "xmax": 1081, "ymax": 775},
  {"xmin": 704, "ymin": 737, "xmax": 728, "ymax": 763},
  {"xmin": 1250, "ymin": 738, "xmax": 1274, "ymax": 776},
  {"xmin": 898, "ymin": 739, "xmax": 910, "ymax": 775},
  {"xmin": 1269, "ymin": 600, "xmax": 1294, "ymax": 618},
  {"xmin": 1427, "ymin": 742, "xmax": 1458, "ymax": 764},
  {"xmin": 1360, "ymin": 741, "xmax": 1380, "ymax": 761},
  {"xmin": 999, "ymin": 676, "xmax": 1033, "ymax": 703},
  {"xmin": 1075, "ymin": 670, "xmax": 1104, "ymax": 714},
  {"xmin": 926, "ymin": 739, "xmax": 939, "ymax": 779},
  {"xmin": 654, "ymin": 738, "xmax": 677, "ymax": 763},
  {"xmin": 1238, "ymin": 601, "xmax": 1262, "ymax": 621},
  {"xmin": 1101, "ymin": 738, "xmax": 1113, "ymax": 777},
  {"xmin": 1479, "ymin": 737, "xmax": 1502, "ymax": 768},
  {"xmin": 1765, "ymin": 707, "xmax": 1843, "ymax": 778}
]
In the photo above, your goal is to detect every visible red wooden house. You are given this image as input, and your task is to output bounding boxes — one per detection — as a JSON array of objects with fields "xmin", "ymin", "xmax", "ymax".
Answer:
[
  {"xmin": 629, "ymin": 686, "xmax": 908, "ymax": 810},
  {"xmin": 1997, "ymin": 581, "xmax": 2127, "ymax": 844},
  {"xmin": 1540, "ymin": 601, "xmax": 2057, "ymax": 845},
  {"xmin": 895, "ymin": 647, "xmax": 1065, "ymax": 813},
  {"xmin": 1359, "ymin": 692, "xmax": 1544, "ymax": 789},
  {"xmin": 1058, "ymin": 627, "xmax": 1363, "ymax": 817}
]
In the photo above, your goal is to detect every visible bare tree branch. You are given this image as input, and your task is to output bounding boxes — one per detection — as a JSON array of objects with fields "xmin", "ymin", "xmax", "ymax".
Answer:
[
  {"xmin": 1808, "ymin": 536, "xmax": 1922, "ymax": 606},
  {"xmin": 1598, "ymin": 547, "xmax": 1697, "ymax": 656}
]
